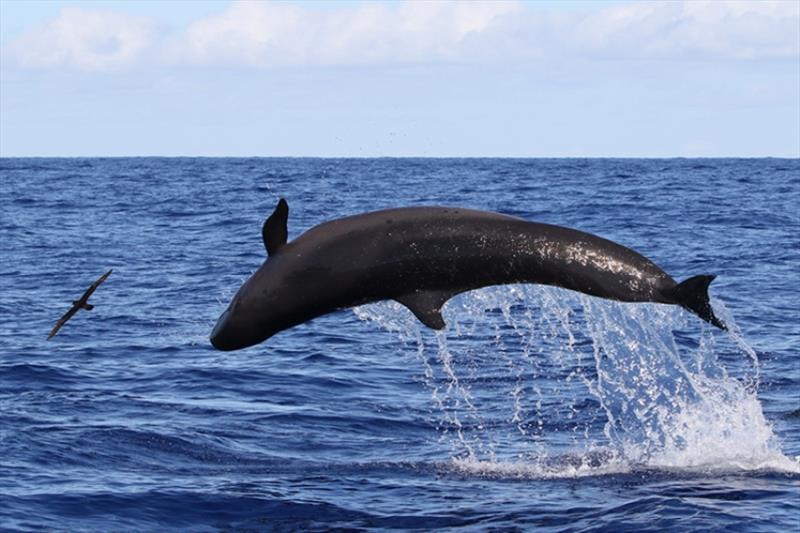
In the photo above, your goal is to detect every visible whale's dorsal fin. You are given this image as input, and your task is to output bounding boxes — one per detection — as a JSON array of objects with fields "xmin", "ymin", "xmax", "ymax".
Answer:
[
  {"xmin": 262, "ymin": 198, "xmax": 289, "ymax": 256},
  {"xmin": 395, "ymin": 290, "xmax": 454, "ymax": 330}
]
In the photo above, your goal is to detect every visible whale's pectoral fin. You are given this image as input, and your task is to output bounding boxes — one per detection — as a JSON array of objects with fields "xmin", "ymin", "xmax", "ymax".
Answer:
[
  {"xmin": 395, "ymin": 290, "xmax": 454, "ymax": 330},
  {"xmin": 262, "ymin": 198, "xmax": 289, "ymax": 256}
]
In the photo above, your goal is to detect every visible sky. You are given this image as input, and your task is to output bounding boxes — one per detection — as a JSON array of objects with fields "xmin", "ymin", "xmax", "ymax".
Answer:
[{"xmin": 0, "ymin": 0, "xmax": 798, "ymax": 157}]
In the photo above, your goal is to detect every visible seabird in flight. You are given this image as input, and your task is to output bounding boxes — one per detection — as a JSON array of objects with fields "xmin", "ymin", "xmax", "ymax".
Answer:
[{"xmin": 48, "ymin": 269, "xmax": 112, "ymax": 340}]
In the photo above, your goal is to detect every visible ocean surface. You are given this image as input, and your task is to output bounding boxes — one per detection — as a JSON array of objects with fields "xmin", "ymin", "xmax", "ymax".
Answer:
[{"xmin": 0, "ymin": 158, "xmax": 798, "ymax": 532}]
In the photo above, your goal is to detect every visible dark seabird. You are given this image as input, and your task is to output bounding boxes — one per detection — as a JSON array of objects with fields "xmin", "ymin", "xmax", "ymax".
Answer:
[{"xmin": 48, "ymin": 269, "xmax": 112, "ymax": 340}]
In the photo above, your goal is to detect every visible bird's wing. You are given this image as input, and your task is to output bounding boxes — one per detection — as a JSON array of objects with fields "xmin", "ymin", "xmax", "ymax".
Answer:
[
  {"xmin": 47, "ymin": 305, "xmax": 80, "ymax": 340},
  {"xmin": 79, "ymin": 269, "xmax": 113, "ymax": 302},
  {"xmin": 49, "ymin": 269, "xmax": 112, "ymax": 340}
]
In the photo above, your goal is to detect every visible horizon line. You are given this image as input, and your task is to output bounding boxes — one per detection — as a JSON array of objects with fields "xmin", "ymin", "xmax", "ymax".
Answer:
[{"xmin": 1, "ymin": 154, "xmax": 798, "ymax": 160}]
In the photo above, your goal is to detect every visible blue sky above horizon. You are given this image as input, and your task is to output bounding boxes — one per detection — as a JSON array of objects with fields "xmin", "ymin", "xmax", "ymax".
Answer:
[{"xmin": 1, "ymin": 0, "xmax": 798, "ymax": 158}]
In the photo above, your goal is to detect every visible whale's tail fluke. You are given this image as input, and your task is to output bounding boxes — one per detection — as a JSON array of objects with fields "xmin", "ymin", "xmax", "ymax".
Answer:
[{"xmin": 669, "ymin": 274, "xmax": 726, "ymax": 330}]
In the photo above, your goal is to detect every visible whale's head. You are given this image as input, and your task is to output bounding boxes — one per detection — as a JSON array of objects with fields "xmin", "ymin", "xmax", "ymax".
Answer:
[
  {"xmin": 211, "ymin": 198, "xmax": 308, "ymax": 351},
  {"xmin": 210, "ymin": 259, "xmax": 298, "ymax": 351}
]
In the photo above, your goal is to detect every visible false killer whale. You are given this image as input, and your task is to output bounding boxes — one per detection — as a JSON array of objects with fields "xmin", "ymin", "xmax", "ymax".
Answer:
[{"xmin": 210, "ymin": 199, "xmax": 725, "ymax": 351}]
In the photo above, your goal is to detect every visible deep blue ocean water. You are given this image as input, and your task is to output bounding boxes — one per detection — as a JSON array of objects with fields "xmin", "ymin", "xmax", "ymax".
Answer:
[{"xmin": 1, "ymin": 157, "xmax": 798, "ymax": 532}]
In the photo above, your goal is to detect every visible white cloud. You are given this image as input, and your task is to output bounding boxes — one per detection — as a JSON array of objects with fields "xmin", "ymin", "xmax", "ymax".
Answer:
[
  {"xmin": 166, "ymin": 1, "xmax": 521, "ymax": 67},
  {"xmin": 9, "ymin": 7, "xmax": 155, "ymax": 70},
  {"xmin": 570, "ymin": 0, "xmax": 800, "ymax": 60},
  {"xmin": 6, "ymin": 1, "xmax": 799, "ymax": 71}
]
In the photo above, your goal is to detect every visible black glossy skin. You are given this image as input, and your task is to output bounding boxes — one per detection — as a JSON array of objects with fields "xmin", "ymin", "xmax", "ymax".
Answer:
[{"xmin": 211, "ymin": 207, "xmax": 681, "ymax": 351}]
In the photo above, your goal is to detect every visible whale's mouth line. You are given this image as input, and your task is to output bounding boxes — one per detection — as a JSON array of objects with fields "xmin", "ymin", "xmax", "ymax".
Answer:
[{"xmin": 210, "ymin": 308, "xmax": 231, "ymax": 350}]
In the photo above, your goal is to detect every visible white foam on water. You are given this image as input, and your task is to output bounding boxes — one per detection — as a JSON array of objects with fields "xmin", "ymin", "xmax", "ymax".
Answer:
[
  {"xmin": 451, "ymin": 454, "xmax": 630, "ymax": 480},
  {"xmin": 354, "ymin": 286, "xmax": 799, "ymax": 478}
]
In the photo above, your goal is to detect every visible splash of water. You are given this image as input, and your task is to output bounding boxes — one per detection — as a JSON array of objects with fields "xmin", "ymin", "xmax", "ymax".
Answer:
[{"xmin": 354, "ymin": 286, "xmax": 799, "ymax": 478}]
